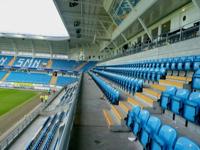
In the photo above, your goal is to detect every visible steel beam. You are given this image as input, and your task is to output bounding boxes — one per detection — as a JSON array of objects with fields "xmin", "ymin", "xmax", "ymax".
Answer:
[{"xmin": 127, "ymin": 0, "xmax": 152, "ymax": 41}]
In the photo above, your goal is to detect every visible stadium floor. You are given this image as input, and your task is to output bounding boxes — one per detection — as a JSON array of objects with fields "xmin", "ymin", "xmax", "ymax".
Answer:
[
  {"xmin": 0, "ymin": 89, "xmax": 41, "ymax": 137},
  {"xmin": 69, "ymin": 74, "xmax": 142, "ymax": 150}
]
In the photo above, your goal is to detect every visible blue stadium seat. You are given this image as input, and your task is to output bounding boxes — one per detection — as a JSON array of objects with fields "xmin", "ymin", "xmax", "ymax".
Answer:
[
  {"xmin": 193, "ymin": 56, "xmax": 200, "ymax": 71},
  {"xmin": 0, "ymin": 71, "xmax": 7, "ymax": 80},
  {"xmin": 160, "ymin": 86, "xmax": 177, "ymax": 111},
  {"xmin": 177, "ymin": 56, "xmax": 186, "ymax": 71},
  {"xmin": 192, "ymin": 69, "xmax": 200, "ymax": 90},
  {"xmin": 174, "ymin": 137, "xmax": 200, "ymax": 150},
  {"xmin": 161, "ymin": 58, "xmax": 167, "ymax": 68},
  {"xmin": 140, "ymin": 116, "xmax": 162, "ymax": 148},
  {"xmin": 166, "ymin": 58, "xmax": 172, "ymax": 70},
  {"xmin": 183, "ymin": 92, "xmax": 200, "ymax": 123},
  {"xmin": 151, "ymin": 125, "xmax": 177, "ymax": 150},
  {"xmin": 6, "ymin": 72, "xmax": 51, "ymax": 84},
  {"xmin": 0, "ymin": 55, "xmax": 13, "ymax": 66},
  {"xmin": 171, "ymin": 57, "xmax": 179, "ymax": 71},
  {"xmin": 185, "ymin": 56, "xmax": 194, "ymax": 71},
  {"xmin": 171, "ymin": 89, "xmax": 190, "ymax": 115},
  {"xmin": 89, "ymin": 72, "xmax": 120, "ymax": 104},
  {"xmin": 56, "ymin": 76, "xmax": 77, "ymax": 86},
  {"xmin": 126, "ymin": 106, "xmax": 141, "ymax": 128},
  {"xmin": 132, "ymin": 110, "xmax": 150, "ymax": 136}
]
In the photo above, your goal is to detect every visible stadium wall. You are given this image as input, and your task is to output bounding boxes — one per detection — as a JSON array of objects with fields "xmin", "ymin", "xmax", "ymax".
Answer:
[{"xmin": 98, "ymin": 36, "xmax": 200, "ymax": 66}]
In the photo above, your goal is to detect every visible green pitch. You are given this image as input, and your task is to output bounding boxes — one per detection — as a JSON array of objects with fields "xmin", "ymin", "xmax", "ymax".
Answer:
[{"xmin": 0, "ymin": 88, "xmax": 39, "ymax": 116}]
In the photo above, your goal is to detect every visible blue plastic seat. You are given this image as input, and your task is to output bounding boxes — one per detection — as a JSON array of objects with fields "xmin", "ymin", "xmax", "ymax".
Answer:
[
  {"xmin": 151, "ymin": 125, "xmax": 177, "ymax": 150},
  {"xmin": 161, "ymin": 58, "xmax": 167, "ymax": 68},
  {"xmin": 166, "ymin": 58, "xmax": 172, "ymax": 70},
  {"xmin": 160, "ymin": 86, "xmax": 177, "ymax": 110},
  {"xmin": 156, "ymin": 68, "xmax": 166, "ymax": 81},
  {"xmin": 177, "ymin": 56, "xmax": 186, "ymax": 71},
  {"xmin": 174, "ymin": 137, "xmax": 200, "ymax": 150},
  {"xmin": 126, "ymin": 106, "xmax": 141, "ymax": 128},
  {"xmin": 132, "ymin": 110, "xmax": 150, "ymax": 136},
  {"xmin": 171, "ymin": 57, "xmax": 179, "ymax": 71},
  {"xmin": 193, "ymin": 56, "xmax": 200, "ymax": 71},
  {"xmin": 192, "ymin": 69, "xmax": 200, "ymax": 90},
  {"xmin": 135, "ymin": 79, "xmax": 143, "ymax": 92},
  {"xmin": 185, "ymin": 56, "xmax": 194, "ymax": 71},
  {"xmin": 183, "ymin": 92, "xmax": 200, "ymax": 123},
  {"xmin": 140, "ymin": 116, "xmax": 162, "ymax": 148},
  {"xmin": 171, "ymin": 89, "xmax": 190, "ymax": 115}
]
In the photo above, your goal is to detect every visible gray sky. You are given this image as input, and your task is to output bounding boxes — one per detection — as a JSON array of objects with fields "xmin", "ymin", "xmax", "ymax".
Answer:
[{"xmin": 0, "ymin": 0, "xmax": 69, "ymax": 37}]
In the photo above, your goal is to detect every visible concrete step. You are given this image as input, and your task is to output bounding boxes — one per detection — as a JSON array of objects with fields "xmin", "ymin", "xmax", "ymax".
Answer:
[
  {"xmin": 1, "ymin": 72, "xmax": 10, "ymax": 82},
  {"xmin": 127, "ymin": 97, "xmax": 144, "ymax": 108},
  {"xmin": 119, "ymin": 101, "xmax": 132, "ymax": 113},
  {"xmin": 102, "ymin": 109, "xmax": 128, "ymax": 132},
  {"xmin": 159, "ymin": 79, "xmax": 185, "ymax": 88},
  {"xmin": 143, "ymin": 88, "xmax": 161, "ymax": 100},
  {"xmin": 150, "ymin": 84, "xmax": 166, "ymax": 92},
  {"xmin": 135, "ymin": 93, "xmax": 155, "ymax": 107},
  {"xmin": 111, "ymin": 105, "xmax": 126, "ymax": 123},
  {"xmin": 166, "ymin": 75, "xmax": 192, "ymax": 82}
]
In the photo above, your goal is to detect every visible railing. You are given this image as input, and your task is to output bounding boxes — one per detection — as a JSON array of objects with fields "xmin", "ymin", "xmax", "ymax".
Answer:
[
  {"xmin": 102, "ymin": 23, "xmax": 200, "ymax": 62},
  {"xmin": 0, "ymin": 87, "xmax": 65, "ymax": 150},
  {"xmin": 58, "ymin": 74, "xmax": 82, "ymax": 150}
]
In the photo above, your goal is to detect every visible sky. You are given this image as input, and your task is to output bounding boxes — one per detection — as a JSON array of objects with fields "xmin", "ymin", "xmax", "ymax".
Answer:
[{"xmin": 0, "ymin": 0, "xmax": 69, "ymax": 38}]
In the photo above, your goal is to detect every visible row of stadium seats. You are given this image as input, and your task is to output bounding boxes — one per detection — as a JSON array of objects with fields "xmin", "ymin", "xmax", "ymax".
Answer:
[
  {"xmin": 0, "ymin": 55, "xmax": 13, "ymax": 66},
  {"xmin": 0, "ymin": 71, "xmax": 7, "ymax": 79},
  {"xmin": 51, "ymin": 59, "xmax": 82, "ymax": 70},
  {"xmin": 26, "ymin": 112, "xmax": 65, "ymax": 150},
  {"xmin": 0, "ymin": 55, "xmax": 89, "ymax": 71},
  {"xmin": 56, "ymin": 76, "xmax": 77, "ymax": 86},
  {"xmin": 0, "ymin": 70, "xmax": 77, "ymax": 86},
  {"xmin": 89, "ymin": 72, "xmax": 120, "ymax": 104},
  {"xmin": 161, "ymin": 86, "xmax": 200, "ymax": 125},
  {"xmin": 6, "ymin": 72, "xmax": 51, "ymax": 85},
  {"xmin": 93, "ymin": 69, "xmax": 143, "ymax": 94},
  {"xmin": 97, "ymin": 67, "xmax": 166, "ymax": 82},
  {"xmin": 126, "ymin": 106, "xmax": 200, "ymax": 150},
  {"xmin": 103, "ymin": 55, "xmax": 200, "ymax": 72},
  {"xmin": 43, "ymin": 112, "xmax": 65, "ymax": 149},
  {"xmin": 13, "ymin": 57, "xmax": 48, "ymax": 68},
  {"xmin": 79, "ymin": 61, "xmax": 97, "ymax": 72}
]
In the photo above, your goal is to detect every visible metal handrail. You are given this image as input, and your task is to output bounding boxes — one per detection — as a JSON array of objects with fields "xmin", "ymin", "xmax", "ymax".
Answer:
[
  {"xmin": 102, "ymin": 22, "xmax": 200, "ymax": 62},
  {"xmin": 58, "ymin": 74, "xmax": 82, "ymax": 150}
]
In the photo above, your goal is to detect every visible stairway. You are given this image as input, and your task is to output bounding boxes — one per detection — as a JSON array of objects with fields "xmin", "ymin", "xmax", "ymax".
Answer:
[
  {"xmin": 75, "ymin": 62, "xmax": 87, "ymax": 71},
  {"xmin": 50, "ymin": 75, "xmax": 57, "ymax": 85},
  {"xmin": 2, "ymin": 72, "xmax": 10, "ymax": 81},
  {"xmin": 8, "ymin": 56, "xmax": 16, "ymax": 66},
  {"xmin": 46, "ymin": 60, "xmax": 52, "ymax": 68},
  {"xmin": 103, "ymin": 96, "xmax": 146, "ymax": 132}
]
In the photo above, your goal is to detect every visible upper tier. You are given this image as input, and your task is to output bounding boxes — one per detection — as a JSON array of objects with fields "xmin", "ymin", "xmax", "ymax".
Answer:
[{"xmin": 0, "ymin": 55, "xmax": 96, "ymax": 72}]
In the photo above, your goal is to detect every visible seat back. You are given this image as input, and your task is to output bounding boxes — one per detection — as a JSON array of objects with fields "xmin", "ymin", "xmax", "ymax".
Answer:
[
  {"xmin": 146, "ymin": 116, "xmax": 162, "ymax": 136},
  {"xmin": 192, "ymin": 69, "xmax": 200, "ymax": 90},
  {"xmin": 164, "ymin": 86, "xmax": 177, "ymax": 95},
  {"xmin": 184, "ymin": 92, "xmax": 200, "ymax": 122},
  {"xmin": 174, "ymin": 137, "xmax": 200, "ymax": 150},
  {"xmin": 193, "ymin": 56, "xmax": 200, "ymax": 71},
  {"xmin": 158, "ymin": 125, "xmax": 177, "ymax": 149},
  {"xmin": 185, "ymin": 56, "xmax": 194, "ymax": 71},
  {"xmin": 175, "ymin": 89, "xmax": 190, "ymax": 101},
  {"xmin": 138, "ymin": 110, "xmax": 150, "ymax": 125}
]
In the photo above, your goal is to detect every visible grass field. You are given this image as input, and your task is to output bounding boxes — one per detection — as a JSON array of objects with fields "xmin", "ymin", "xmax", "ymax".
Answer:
[{"xmin": 0, "ymin": 88, "xmax": 39, "ymax": 116}]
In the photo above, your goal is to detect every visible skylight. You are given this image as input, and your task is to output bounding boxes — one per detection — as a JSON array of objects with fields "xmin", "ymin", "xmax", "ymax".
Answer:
[{"xmin": 0, "ymin": 0, "xmax": 69, "ymax": 40}]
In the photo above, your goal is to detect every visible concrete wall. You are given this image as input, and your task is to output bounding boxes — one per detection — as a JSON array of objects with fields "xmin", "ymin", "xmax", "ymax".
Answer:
[{"xmin": 98, "ymin": 36, "xmax": 200, "ymax": 66}]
